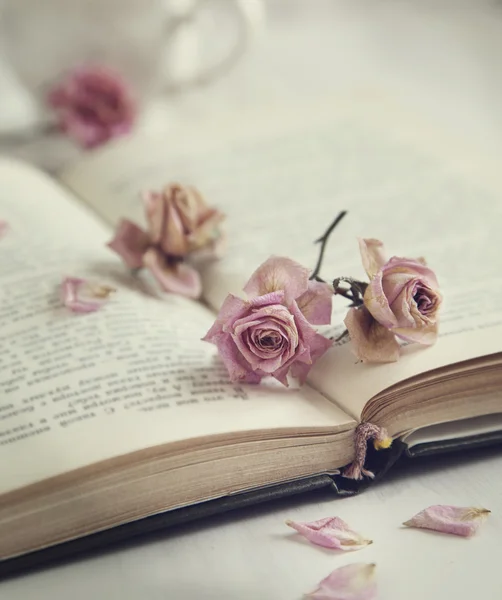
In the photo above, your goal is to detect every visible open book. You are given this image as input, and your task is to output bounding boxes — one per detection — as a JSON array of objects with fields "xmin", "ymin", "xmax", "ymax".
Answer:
[{"xmin": 1, "ymin": 94, "xmax": 501, "ymax": 575}]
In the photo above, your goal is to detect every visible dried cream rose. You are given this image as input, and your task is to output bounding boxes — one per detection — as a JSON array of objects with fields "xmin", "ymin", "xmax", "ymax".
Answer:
[
  {"xmin": 345, "ymin": 239, "xmax": 442, "ymax": 362},
  {"xmin": 107, "ymin": 184, "xmax": 224, "ymax": 299},
  {"xmin": 143, "ymin": 184, "xmax": 224, "ymax": 258}
]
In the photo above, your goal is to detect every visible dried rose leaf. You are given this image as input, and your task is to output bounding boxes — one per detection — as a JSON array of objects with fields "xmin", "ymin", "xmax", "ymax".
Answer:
[
  {"xmin": 403, "ymin": 505, "xmax": 490, "ymax": 537},
  {"xmin": 61, "ymin": 277, "xmax": 116, "ymax": 313},
  {"xmin": 306, "ymin": 563, "xmax": 377, "ymax": 600},
  {"xmin": 286, "ymin": 517, "xmax": 372, "ymax": 551}
]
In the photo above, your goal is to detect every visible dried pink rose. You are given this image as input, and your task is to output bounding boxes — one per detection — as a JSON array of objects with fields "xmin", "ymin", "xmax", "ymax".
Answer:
[
  {"xmin": 61, "ymin": 277, "xmax": 116, "ymax": 313},
  {"xmin": 48, "ymin": 65, "xmax": 136, "ymax": 149},
  {"xmin": 403, "ymin": 505, "xmax": 490, "ymax": 537},
  {"xmin": 286, "ymin": 516, "xmax": 372, "ymax": 551},
  {"xmin": 345, "ymin": 238, "xmax": 442, "ymax": 362},
  {"xmin": 306, "ymin": 563, "xmax": 377, "ymax": 600},
  {"xmin": 202, "ymin": 256, "xmax": 333, "ymax": 386},
  {"xmin": 107, "ymin": 184, "xmax": 224, "ymax": 299}
]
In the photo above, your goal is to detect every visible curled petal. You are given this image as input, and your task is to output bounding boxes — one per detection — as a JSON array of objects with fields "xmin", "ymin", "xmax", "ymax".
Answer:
[
  {"xmin": 107, "ymin": 219, "xmax": 150, "ymax": 269},
  {"xmin": 385, "ymin": 256, "xmax": 440, "ymax": 290},
  {"xmin": 296, "ymin": 280, "xmax": 333, "ymax": 325},
  {"xmin": 243, "ymin": 256, "xmax": 310, "ymax": 301},
  {"xmin": 205, "ymin": 333, "xmax": 262, "ymax": 384},
  {"xmin": 306, "ymin": 563, "xmax": 377, "ymax": 600},
  {"xmin": 142, "ymin": 191, "xmax": 165, "ymax": 246},
  {"xmin": 143, "ymin": 249, "xmax": 201, "ymax": 299},
  {"xmin": 363, "ymin": 273, "xmax": 398, "ymax": 330},
  {"xmin": 403, "ymin": 505, "xmax": 490, "ymax": 537},
  {"xmin": 286, "ymin": 516, "xmax": 372, "ymax": 551},
  {"xmin": 188, "ymin": 208, "xmax": 225, "ymax": 252},
  {"xmin": 359, "ymin": 238, "xmax": 387, "ymax": 278},
  {"xmin": 345, "ymin": 307, "xmax": 400, "ymax": 363},
  {"xmin": 290, "ymin": 331, "xmax": 333, "ymax": 385},
  {"xmin": 392, "ymin": 321, "xmax": 439, "ymax": 345},
  {"xmin": 203, "ymin": 294, "xmax": 249, "ymax": 342},
  {"xmin": 61, "ymin": 277, "xmax": 115, "ymax": 313}
]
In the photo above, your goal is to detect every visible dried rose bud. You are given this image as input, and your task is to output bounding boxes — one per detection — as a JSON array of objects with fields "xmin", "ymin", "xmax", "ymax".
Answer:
[{"xmin": 143, "ymin": 184, "xmax": 224, "ymax": 259}]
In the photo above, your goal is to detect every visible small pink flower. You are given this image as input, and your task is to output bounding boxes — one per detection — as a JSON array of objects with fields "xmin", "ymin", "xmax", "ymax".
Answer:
[
  {"xmin": 306, "ymin": 563, "xmax": 377, "ymax": 600},
  {"xmin": 48, "ymin": 65, "xmax": 136, "ymax": 149},
  {"xmin": 202, "ymin": 256, "xmax": 333, "ymax": 386},
  {"xmin": 286, "ymin": 516, "xmax": 372, "ymax": 551},
  {"xmin": 404, "ymin": 505, "xmax": 490, "ymax": 537},
  {"xmin": 345, "ymin": 238, "xmax": 442, "ymax": 362},
  {"xmin": 61, "ymin": 277, "xmax": 115, "ymax": 313},
  {"xmin": 107, "ymin": 184, "xmax": 224, "ymax": 299}
]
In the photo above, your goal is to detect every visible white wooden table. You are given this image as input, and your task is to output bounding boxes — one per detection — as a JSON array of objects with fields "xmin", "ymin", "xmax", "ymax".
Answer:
[
  {"xmin": 2, "ymin": 2, "xmax": 502, "ymax": 598},
  {"xmin": 2, "ymin": 448, "xmax": 502, "ymax": 599}
]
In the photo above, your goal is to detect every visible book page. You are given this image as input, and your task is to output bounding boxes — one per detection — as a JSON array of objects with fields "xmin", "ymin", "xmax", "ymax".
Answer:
[
  {"xmin": 60, "ymin": 94, "xmax": 502, "ymax": 416},
  {"xmin": 0, "ymin": 159, "xmax": 355, "ymax": 495}
]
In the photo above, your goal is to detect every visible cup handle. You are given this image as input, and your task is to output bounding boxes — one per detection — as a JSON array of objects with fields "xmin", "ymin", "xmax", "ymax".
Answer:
[{"xmin": 161, "ymin": 0, "xmax": 265, "ymax": 93}]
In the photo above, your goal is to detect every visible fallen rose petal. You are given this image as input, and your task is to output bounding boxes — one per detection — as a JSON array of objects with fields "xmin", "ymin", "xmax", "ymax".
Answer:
[
  {"xmin": 403, "ymin": 505, "xmax": 490, "ymax": 537},
  {"xmin": 306, "ymin": 563, "xmax": 377, "ymax": 600},
  {"xmin": 61, "ymin": 277, "xmax": 115, "ymax": 313},
  {"xmin": 286, "ymin": 516, "xmax": 372, "ymax": 551}
]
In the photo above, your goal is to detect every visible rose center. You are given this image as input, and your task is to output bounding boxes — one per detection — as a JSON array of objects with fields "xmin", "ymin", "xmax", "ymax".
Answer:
[
  {"xmin": 413, "ymin": 285, "xmax": 435, "ymax": 315},
  {"xmin": 256, "ymin": 330, "xmax": 283, "ymax": 351}
]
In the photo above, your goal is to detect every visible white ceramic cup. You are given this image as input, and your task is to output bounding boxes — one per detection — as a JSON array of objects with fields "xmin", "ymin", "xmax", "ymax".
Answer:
[{"xmin": 0, "ymin": 0, "xmax": 264, "ymax": 104}]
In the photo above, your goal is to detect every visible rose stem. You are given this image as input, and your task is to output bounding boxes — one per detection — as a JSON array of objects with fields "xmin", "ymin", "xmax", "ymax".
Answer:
[{"xmin": 309, "ymin": 210, "xmax": 347, "ymax": 281}]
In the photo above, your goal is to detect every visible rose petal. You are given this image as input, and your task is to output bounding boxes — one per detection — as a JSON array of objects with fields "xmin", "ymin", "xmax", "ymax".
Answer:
[
  {"xmin": 107, "ymin": 219, "xmax": 150, "ymax": 269},
  {"xmin": 403, "ymin": 505, "xmax": 490, "ymax": 537},
  {"xmin": 385, "ymin": 256, "xmax": 440, "ymax": 290},
  {"xmin": 363, "ymin": 272, "xmax": 399, "ymax": 330},
  {"xmin": 143, "ymin": 249, "xmax": 201, "ymax": 299},
  {"xmin": 359, "ymin": 238, "xmax": 387, "ymax": 278},
  {"xmin": 345, "ymin": 307, "xmax": 400, "ymax": 363},
  {"xmin": 243, "ymin": 256, "xmax": 310, "ymax": 301},
  {"xmin": 61, "ymin": 277, "xmax": 115, "ymax": 313},
  {"xmin": 162, "ymin": 196, "xmax": 190, "ymax": 256},
  {"xmin": 286, "ymin": 517, "xmax": 372, "ymax": 551},
  {"xmin": 203, "ymin": 294, "xmax": 249, "ymax": 342},
  {"xmin": 206, "ymin": 333, "xmax": 262, "ymax": 384},
  {"xmin": 296, "ymin": 280, "xmax": 333, "ymax": 325},
  {"xmin": 142, "ymin": 191, "xmax": 165, "ymax": 245},
  {"xmin": 290, "ymin": 332, "xmax": 333, "ymax": 384},
  {"xmin": 306, "ymin": 563, "xmax": 377, "ymax": 600}
]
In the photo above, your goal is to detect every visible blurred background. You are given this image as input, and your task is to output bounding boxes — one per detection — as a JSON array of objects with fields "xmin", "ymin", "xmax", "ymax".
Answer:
[{"xmin": 1, "ymin": 0, "xmax": 502, "ymax": 170}]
